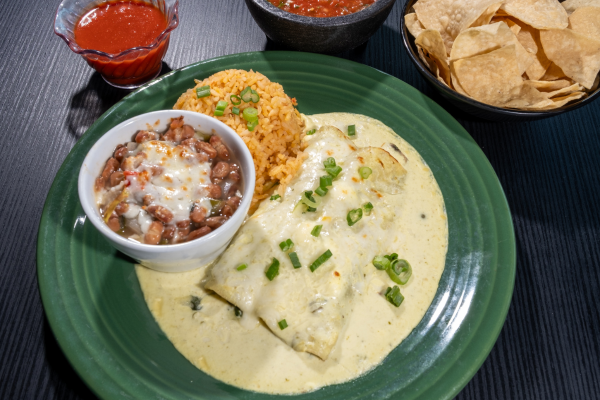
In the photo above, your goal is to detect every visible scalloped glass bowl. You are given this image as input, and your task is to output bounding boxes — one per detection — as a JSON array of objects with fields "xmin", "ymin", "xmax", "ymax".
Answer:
[{"xmin": 54, "ymin": 0, "xmax": 179, "ymax": 89}]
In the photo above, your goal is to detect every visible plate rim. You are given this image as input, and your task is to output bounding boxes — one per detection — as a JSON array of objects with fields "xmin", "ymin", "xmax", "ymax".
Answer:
[{"xmin": 37, "ymin": 50, "xmax": 516, "ymax": 400}]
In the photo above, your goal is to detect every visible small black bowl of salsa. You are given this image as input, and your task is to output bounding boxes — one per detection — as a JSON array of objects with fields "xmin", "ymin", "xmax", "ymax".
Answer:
[{"xmin": 244, "ymin": 0, "xmax": 397, "ymax": 54}]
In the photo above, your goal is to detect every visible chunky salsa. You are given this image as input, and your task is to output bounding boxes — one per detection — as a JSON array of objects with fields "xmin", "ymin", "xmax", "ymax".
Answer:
[
  {"xmin": 74, "ymin": 0, "xmax": 167, "ymax": 54},
  {"xmin": 268, "ymin": 0, "xmax": 376, "ymax": 17}
]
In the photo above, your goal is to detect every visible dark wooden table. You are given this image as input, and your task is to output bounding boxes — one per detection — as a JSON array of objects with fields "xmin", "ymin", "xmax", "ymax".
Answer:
[{"xmin": 1, "ymin": 0, "xmax": 599, "ymax": 399}]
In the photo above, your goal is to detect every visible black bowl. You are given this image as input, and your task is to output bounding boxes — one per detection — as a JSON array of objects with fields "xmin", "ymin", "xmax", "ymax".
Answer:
[
  {"xmin": 245, "ymin": 0, "xmax": 397, "ymax": 54},
  {"xmin": 400, "ymin": 0, "xmax": 600, "ymax": 121}
]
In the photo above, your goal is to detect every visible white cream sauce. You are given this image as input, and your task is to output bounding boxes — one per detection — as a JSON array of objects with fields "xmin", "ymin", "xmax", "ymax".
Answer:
[{"xmin": 135, "ymin": 113, "xmax": 448, "ymax": 394}]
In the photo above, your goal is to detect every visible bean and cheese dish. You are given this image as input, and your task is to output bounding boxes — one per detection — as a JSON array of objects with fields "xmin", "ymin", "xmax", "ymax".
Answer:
[{"xmin": 95, "ymin": 116, "xmax": 244, "ymax": 245}]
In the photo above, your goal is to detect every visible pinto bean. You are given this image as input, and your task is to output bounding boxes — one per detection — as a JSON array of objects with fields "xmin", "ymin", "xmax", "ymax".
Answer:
[
  {"xmin": 229, "ymin": 170, "xmax": 240, "ymax": 182},
  {"xmin": 135, "ymin": 130, "xmax": 157, "ymax": 143},
  {"xmin": 195, "ymin": 141, "xmax": 217, "ymax": 159},
  {"xmin": 204, "ymin": 216, "xmax": 227, "ymax": 229},
  {"xmin": 227, "ymin": 184, "xmax": 239, "ymax": 197},
  {"xmin": 187, "ymin": 226, "xmax": 212, "ymax": 241},
  {"xmin": 163, "ymin": 225, "xmax": 176, "ymax": 240},
  {"xmin": 109, "ymin": 171, "xmax": 124, "ymax": 187},
  {"xmin": 194, "ymin": 152, "xmax": 209, "ymax": 163},
  {"xmin": 212, "ymin": 161, "xmax": 230, "ymax": 179},
  {"xmin": 206, "ymin": 184, "xmax": 222, "ymax": 199},
  {"xmin": 115, "ymin": 202, "xmax": 129, "ymax": 216},
  {"xmin": 114, "ymin": 145, "xmax": 128, "ymax": 162},
  {"xmin": 146, "ymin": 205, "xmax": 174, "ymax": 223},
  {"xmin": 144, "ymin": 221, "xmax": 164, "ymax": 245},
  {"xmin": 176, "ymin": 219, "xmax": 190, "ymax": 228},
  {"xmin": 181, "ymin": 138, "xmax": 199, "ymax": 149},
  {"xmin": 181, "ymin": 125, "xmax": 195, "ymax": 140},
  {"xmin": 143, "ymin": 194, "xmax": 153, "ymax": 206},
  {"xmin": 221, "ymin": 205, "xmax": 234, "ymax": 217},
  {"xmin": 209, "ymin": 135, "xmax": 230, "ymax": 160},
  {"xmin": 170, "ymin": 116, "xmax": 184, "ymax": 129},
  {"xmin": 177, "ymin": 224, "xmax": 190, "ymax": 239},
  {"xmin": 101, "ymin": 158, "xmax": 120, "ymax": 181},
  {"xmin": 190, "ymin": 206, "xmax": 207, "ymax": 224},
  {"xmin": 107, "ymin": 213, "xmax": 121, "ymax": 232},
  {"xmin": 225, "ymin": 195, "xmax": 242, "ymax": 210}
]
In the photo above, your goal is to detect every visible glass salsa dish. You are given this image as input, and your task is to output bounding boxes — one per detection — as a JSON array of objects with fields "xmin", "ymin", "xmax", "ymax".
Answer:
[{"xmin": 54, "ymin": 0, "xmax": 179, "ymax": 89}]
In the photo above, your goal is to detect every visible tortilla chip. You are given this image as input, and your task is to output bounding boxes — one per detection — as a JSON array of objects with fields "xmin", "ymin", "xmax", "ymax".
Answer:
[
  {"xmin": 561, "ymin": 0, "xmax": 600, "ymax": 14},
  {"xmin": 500, "ymin": 0, "xmax": 568, "ymax": 30},
  {"xmin": 490, "ymin": 16, "xmax": 522, "ymax": 35},
  {"xmin": 413, "ymin": 0, "xmax": 502, "ymax": 53},
  {"xmin": 527, "ymin": 79, "xmax": 573, "ymax": 91},
  {"xmin": 450, "ymin": 22, "xmax": 535, "ymax": 75},
  {"xmin": 543, "ymin": 91, "xmax": 587, "ymax": 108},
  {"xmin": 470, "ymin": 2, "xmax": 503, "ymax": 28},
  {"xmin": 452, "ymin": 45, "xmax": 548, "ymax": 107},
  {"xmin": 569, "ymin": 7, "xmax": 600, "ymax": 41},
  {"xmin": 416, "ymin": 29, "xmax": 451, "ymax": 85},
  {"xmin": 541, "ymin": 63, "xmax": 568, "ymax": 80},
  {"xmin": 405, "ymin": 13, "xmax": 426, "ymax": 38},
  {"xmin": 545, "ymin": 83, "xmax": 582, "ymax": 98},
  {"xmin": 449, "ymin": 62, "xmax": 470, "ymax": 96},
  {"xmin": 540, "ymin": 28, "xmax": 600, "ymax": 89},
  {"xmin": 592, "ymin": 74, "xmax": 600, "ymax": 90}
]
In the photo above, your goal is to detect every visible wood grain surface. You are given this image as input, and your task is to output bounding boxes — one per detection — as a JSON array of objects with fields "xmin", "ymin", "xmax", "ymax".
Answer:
[{"xmin": 1, "ymin": 0, "xmax": 599, "ymax": 399}]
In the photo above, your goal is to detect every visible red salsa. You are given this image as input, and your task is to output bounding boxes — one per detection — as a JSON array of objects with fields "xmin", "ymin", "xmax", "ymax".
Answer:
[
  {"xmin": 74, "ymin": 0, "xmax": 167, "ymax": 54},
  {"xmin": 269, "ymin": 0, "xmax": 376, "ymax": 17}
]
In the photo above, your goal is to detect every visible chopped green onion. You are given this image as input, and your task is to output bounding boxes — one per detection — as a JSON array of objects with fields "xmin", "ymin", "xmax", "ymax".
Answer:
[
  {"xmin": 307, "ymin": 206, "xmax": 316, "ymax": 212},
  {"xmin": 323, "ymin": 157, "xmax": 336, "ymax": 168},
  {"xmin": 359, "ymin": 166, "xmax": 372, "ymax": 179},
  {"xmin": 278, "ymin": 319, "xmax": 288, "ymax": 330},
  {"xmin": 289, "ymin": 252, "xmax": 302, "ymax": 269},
  {"xmin": 320, "ymin": 175, "xmax": 333, "ymax": 188},
  {"xmin": 240, "ymin": 86, "xmax": 253, "ymax": 102},
  {"xmin": 385, "ymin": 253, "xmax": 399, "ymax": 262},
  {"xmin": 372, "ymin": 255, "xmax": 391, "ymax": 271},
  {"xmin": 363, "ymin": 202, "xmax": 373, "ymax": 215},
  {"xmin": 347, "ymin": 208, "xmax": 363, "ymax": 226},
  {"xmin": 306, "ymin": 129, "xmax": 316, "ymax": 135},
  {"xmin": 309, "ymin": 249, "xmax": 333, "ymax": 272},
  {"xmin": 348, "ymin": 125, "xmax": 356, "ymax": 136},
  {"xmin": 315, "ymin": 186, "xmax": 328, "ymax": 197},
  {"xmin": 190, "ymin": 295, "xmax": 202, "ymax": 311},
  {"xmin": 250, "ymin": 89, "xmax": 260, "ymax": 103},
  {"xmin": 230, "ymin": 95, "xmax": 242, "ymax": 105},
  {"xmin": 234, "ymin": 306, "xmax": 243, "ymax": 317},
  {"xmin": 311, "ymin": 225, "xmax": 323, "ymax": 237},
  {"xmin": 247, "ymin": 120, "xmax": 259, "ymax": 131},
  {"xmin": 279, "ymin": 238, "xmax": 294, "ymax": 252},
  {"xmin": 232, "ymin": 107, "xmax": 240, "ymax": 115},
  {"xmin": 384, "ymin": 286, "xmax": 404, "ymax": 307},
  {"xmin": 325, "ymin": 166, "xmax": 342, "ymax": 178},
  {"xmin": 243, "ymin": 107, "xmax": 259, "ymax": 122},
  {"xmin": 216, "ymin": 100, "xmax": 228, "ymax": 111},
  {"xmin": 301, "ymin": 191, "xmax": 319, "ymax": 208},
  {"xmin": 265, "ymin": 258, "xmax": 280, "ymax": 281},
  {"xmin": 196, "ymin": 85, "xmax": 210, "ymax": 98},
  {"xmin": 236, "ymin": 263, "xmax": 248, "ymax": 271},
  {"xmin": 214, "ymin": 110, "xmax": 224, "ymax": 116},
  {"xmin": 388, "ymin": 259, "xmax": 412, "ymax": 285},
  {"xmin": 270, "ymin": 194, "xmax": 281, "ymax": 200}
]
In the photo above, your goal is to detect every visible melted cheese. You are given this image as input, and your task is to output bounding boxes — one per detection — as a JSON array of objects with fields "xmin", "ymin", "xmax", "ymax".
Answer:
[{"xmin": 135, "ymin": 113, "xmax": 448, "ymax": 394}]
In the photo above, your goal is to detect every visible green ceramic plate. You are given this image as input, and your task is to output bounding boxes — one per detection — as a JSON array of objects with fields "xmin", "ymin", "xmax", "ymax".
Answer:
[{"xmin": 37, "ymin": 51, "xmax": 515, "ymax": 399}]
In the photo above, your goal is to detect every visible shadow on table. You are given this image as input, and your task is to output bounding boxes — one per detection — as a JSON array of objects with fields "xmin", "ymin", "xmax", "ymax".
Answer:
[
  {"xmin": 67, "ymin": 62, "xmax": 174, "ymax": 140},
  {"xmin": 43, "ymin": 317, "xmax": 99, "ymax": 399}
]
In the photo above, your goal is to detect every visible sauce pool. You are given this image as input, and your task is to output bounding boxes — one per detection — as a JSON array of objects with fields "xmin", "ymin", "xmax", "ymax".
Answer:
[
  {"xmin": 268, "ymin": 0, "xmax": 376, "ymax": 17},
  {"xmin": 74, "ymin": 1, "xmax": 167, "ymax": 54}
]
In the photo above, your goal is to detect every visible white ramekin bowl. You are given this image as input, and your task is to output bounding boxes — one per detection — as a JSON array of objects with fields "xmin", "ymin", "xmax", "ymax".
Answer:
[{"xmin": 78, "ymin": 110, "xmax": 255, "ymax": 272}]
